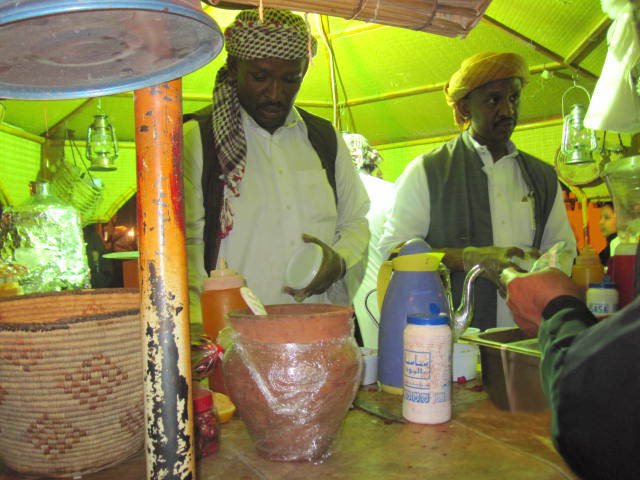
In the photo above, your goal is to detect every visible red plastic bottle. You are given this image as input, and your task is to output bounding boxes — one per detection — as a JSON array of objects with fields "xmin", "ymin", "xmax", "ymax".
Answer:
[{"xmin": 193, "ymin": 387, "xmax": 219, "ymax": 459}]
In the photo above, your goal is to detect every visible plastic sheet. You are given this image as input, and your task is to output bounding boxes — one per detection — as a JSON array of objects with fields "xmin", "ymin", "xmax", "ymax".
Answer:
[
  {"xmin": 0, "ymin": 182, "xmax": 90, "ymax": 293},
  {"xmin": 584, "ymin": 1, "xmax": 640, "ymax": 133},
  {"xmin": 500, "ymin": 241, "xmax": 573, "ymax": 287},
  {"xmin": 223, "ymin": 329, "xmax": 361, "ymax": 462}
]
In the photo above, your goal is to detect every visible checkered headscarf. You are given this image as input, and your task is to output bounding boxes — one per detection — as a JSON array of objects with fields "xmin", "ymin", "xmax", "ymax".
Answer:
[{"xmin": 212, "ymin": 8, "xmax": 317, "ymax": 238}]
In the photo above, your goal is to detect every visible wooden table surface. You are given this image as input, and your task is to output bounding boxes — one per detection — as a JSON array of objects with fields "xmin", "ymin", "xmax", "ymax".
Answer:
[{"xmin": 0, "ymin": 381, "xmax": 575, "ymax": 480}]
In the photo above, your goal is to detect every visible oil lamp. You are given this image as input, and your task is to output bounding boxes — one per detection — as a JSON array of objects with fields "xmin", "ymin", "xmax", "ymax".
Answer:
[
  {"xmin": 86, "ymin": 101, "xmax": 118, "ymax": 171},
  {"xmin": 561, "ymin": 82, "xmax": 598, "ymax": 165}
]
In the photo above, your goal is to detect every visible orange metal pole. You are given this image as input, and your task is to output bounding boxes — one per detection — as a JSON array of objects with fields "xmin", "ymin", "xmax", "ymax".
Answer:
[{"xmin": 134, "ymin": 79, "xmax": 195, "ymax": 479}]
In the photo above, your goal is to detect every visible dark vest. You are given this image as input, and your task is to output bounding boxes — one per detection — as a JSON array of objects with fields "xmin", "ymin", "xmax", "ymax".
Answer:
[
  {"xmin": 183, "ymin": 106, "xmax": 338, "ymax": 274},
  {"xmin": 424, "ymin": 132, "xmax": 558, "ymax": 329}
]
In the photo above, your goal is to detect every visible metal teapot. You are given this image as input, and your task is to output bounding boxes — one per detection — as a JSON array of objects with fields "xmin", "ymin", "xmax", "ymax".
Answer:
[{"xmin": 376, "ymin": 239, "xmax": 483, "ymax": 394}]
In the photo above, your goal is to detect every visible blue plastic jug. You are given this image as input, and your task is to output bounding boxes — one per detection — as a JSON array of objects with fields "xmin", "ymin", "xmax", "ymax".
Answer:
[{"xmin": 377, "ymin": 239, "xmax": 447, "ymax": 394}]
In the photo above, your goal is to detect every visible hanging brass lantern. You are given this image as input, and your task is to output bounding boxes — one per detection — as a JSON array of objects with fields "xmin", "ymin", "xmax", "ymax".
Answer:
[
  {"xmin": 86, "ymin": 110, "xmax": 118, "ymax": 171},
  {"xmin": 561, "ymin": 83, "xmax": 599, "ymax": 165}
]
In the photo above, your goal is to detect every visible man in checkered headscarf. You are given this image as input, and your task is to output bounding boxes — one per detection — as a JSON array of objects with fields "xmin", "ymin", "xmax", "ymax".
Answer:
[
  {"xmin": 183, "ymin": 8, "xmax": 370, "ymax": 326},
  {"xmin": 213, "ymin": 8, "xmax": 317, "ymax": 237}
]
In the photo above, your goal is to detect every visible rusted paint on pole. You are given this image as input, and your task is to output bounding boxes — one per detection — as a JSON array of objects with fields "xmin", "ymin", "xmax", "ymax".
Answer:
[{"xmin": 134, "ymin": 79, "xmax": 195, "ymax": 479}]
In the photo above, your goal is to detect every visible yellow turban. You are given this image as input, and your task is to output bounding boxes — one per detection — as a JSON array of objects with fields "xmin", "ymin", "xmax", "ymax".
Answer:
[{"xmin": 444, "ymin": 52, "xmax": 529, "ymax": 129}]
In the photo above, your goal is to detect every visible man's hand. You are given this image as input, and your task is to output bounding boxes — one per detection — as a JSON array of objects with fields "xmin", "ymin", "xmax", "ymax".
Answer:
[
  {"xmin": 283, "ymin": 233, "xmax": 345, "ymax": 302},
  {"xmin": 462, "ymin": 246, "xmax": 538, "ymax": 294},
  {"xmin": 501, "ymin": 267, "xmax": 583, "ymax": 337}
]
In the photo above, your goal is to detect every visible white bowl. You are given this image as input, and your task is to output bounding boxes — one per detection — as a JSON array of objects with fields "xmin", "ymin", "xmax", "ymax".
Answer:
[{"xmin": 285, "ymin": 243, "xmax": 323, "ymax": 289}]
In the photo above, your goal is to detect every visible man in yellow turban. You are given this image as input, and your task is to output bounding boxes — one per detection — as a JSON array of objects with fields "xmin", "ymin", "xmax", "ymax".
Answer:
[
  {"xmin": 380, "ymin": 52, "xmax": 576, "ymax": 330},
  {"xmin": 445, "ymin": 52, "xmax": 530, "ymax": 131},
  {"xmin": 183, "ymin": 8, "xmax": 369, "ymax": 326}
]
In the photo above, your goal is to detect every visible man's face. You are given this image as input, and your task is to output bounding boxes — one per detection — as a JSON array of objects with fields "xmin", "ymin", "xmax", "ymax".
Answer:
[
  {"xmin": 229, "ymin": 56, "xmax": 308, "ymax": 133},
  {"xmin": 460, "ymin": 77, "xmax": 522, "ymax": 146}
]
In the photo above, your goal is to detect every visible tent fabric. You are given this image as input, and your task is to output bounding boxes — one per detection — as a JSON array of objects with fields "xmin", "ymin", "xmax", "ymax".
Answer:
[{"xmin": 0, "ymin": 0, "xmax": 620, "ymax": 216}]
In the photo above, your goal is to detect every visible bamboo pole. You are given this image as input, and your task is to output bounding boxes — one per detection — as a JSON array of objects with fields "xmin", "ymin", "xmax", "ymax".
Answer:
[{"xmin": 134, "ymin": 79, "xmax": 195, "ymax": 480}]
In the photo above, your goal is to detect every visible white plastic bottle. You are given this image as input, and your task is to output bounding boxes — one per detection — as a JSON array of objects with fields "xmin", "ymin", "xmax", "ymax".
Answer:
[
  {"xmin": 586, "ymin": 279, "xmax": 619, "ymax": 320},
  {"xmin": 402, "ymin": 311, "xmax": 452, "ymax": 424}
]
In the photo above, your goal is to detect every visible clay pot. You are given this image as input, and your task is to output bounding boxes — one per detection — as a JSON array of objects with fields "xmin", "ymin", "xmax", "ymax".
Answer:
[{"xmin": 223, "ymin": 304, "xmax": 361, "ymax": 462}]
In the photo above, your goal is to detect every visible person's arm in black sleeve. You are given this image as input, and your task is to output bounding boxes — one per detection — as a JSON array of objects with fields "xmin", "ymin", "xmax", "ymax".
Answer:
[
  {"xmin": 539, "ymin": 295, "xmax": 640, "ymax": 480},
  {"xmin": 498, "ymin": 267, "xmax": 640, "ymax": 479},
  {"xmin": 538, "ymin": 295, "xmax": 596, "ymax": 399}
]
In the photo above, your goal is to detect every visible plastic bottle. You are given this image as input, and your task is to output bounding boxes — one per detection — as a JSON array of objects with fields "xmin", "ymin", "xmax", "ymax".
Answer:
[
  {"xmin": 0, "ymin": 181, "xmax": 90, "ymax": 293},
  {"xmin": 200, "ymin": 258, "xmax": 247, "ymax": 393},
  {"xmin": 402, "ymin": 307, "xmax": 452, "ymax": 424},
  {"xmin": 607, "ymin": 242, "xmax": 637, "ymax": 308},
  {"xmin": 571, "ymin": 245, "xmax": 604, "ymax": 294},
  {"xmin": 193, "ymin": 387, "xmax": 220, "ymax": 459},
  {"xmin": 586, "ymin": 279, "xmax": 619, "ymax": 320}
]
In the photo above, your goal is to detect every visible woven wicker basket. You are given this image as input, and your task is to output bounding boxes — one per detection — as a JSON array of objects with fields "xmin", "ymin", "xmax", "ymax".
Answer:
[
  {"xmin": 49, "ymin": 160, "xmax": 103, "ymax": 226},
  {"xmin": 0, "ymin": 289, "xmax": 144, "ymax": 478}
]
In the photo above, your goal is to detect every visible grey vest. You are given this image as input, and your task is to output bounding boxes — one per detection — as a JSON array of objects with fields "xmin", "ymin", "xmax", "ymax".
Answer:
[{"xmin": 424, "ymin": 132, "xmax": 558, "ymax": 329}]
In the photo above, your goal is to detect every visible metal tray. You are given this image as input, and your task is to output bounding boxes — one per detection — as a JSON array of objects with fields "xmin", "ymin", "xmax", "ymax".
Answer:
[{"xmin": 461, "ymin": 327, "xmax": 548, "ymax": 412}]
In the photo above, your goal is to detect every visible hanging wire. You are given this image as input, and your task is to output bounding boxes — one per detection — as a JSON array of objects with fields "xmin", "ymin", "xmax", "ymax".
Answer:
[
  {"xmin": 66, "ymin": 128, "xmax": 95, "ymax": 183},
  {"xmin": 316, "ymin": 15, "xmax": 357, "ymax": 132},
  {"xmin": 96, "ymin": 97, "xmax": 105, "ymax": 115},
  {"xmin": 333, "ymin": 50, "xmax": 357, "ymax": 132},
  {"xmin": 42, "ymin": 102, "xmax": 49, "ymax": 138},
  {"xmin": 316, "ymin": 14, "xmax": 339, "ymax": 128},
  {"xmin": 561, "ymin": 77, "xmax": 592, "ymax": 119}
]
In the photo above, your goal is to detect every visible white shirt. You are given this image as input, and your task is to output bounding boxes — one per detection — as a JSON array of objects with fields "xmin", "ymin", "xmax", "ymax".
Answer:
[
  {"xmin": 184, "ymin": 107, "xmax": 370, "ymax": 324},
  {"xmin": 348, "ymin": 173, "xmax": 395, "ymax": 348},
  {"xmin": 379, "ymin": 133, "xmax": 576, "ymax": 328}
]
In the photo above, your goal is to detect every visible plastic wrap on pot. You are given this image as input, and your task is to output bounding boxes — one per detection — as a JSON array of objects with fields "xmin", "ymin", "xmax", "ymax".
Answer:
[
  {"xmin": 0, "ymin": 183, "xmax": 90, "ymax": 293},
  {"xmin": 223, "ymin": 330, "xmax": 361, "ymax": 463}
]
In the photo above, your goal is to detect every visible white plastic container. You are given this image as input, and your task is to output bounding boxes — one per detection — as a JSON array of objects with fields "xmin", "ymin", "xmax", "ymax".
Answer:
[
  {"xmin": 360, "ymin": 347, "xmax": 378, "ymax": 385},
  {"xmin": 402, "ymin": 312, "xmax": 452, "ymax": 424},
  {"xmin": 586, "ymin": 281, "xmax": 619, "ymax": 319},
  {"xmin": 285, "ymin": 242, "xmax": 323, "ymax": 289},
  {"xmin": 452, "ymin": 342, "xmax": 479, "ymax": 381}
]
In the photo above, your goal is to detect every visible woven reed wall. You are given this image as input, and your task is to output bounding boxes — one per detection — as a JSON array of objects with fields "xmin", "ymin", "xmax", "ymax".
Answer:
[{"xmin": 207, "ymin": 0, "xmax": 492, "ymax": 37}]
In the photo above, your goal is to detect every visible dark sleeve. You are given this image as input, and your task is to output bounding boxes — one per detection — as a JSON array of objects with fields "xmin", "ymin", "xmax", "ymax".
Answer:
[{"xmin": 538, "ymin": 295, "xmax": 640, "ymax": 480}]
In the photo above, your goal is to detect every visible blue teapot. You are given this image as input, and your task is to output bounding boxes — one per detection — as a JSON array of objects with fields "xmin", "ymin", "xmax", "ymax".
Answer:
[{"xmin": 376, "ymin": 239, "xmax": 483, "ymax": 394}]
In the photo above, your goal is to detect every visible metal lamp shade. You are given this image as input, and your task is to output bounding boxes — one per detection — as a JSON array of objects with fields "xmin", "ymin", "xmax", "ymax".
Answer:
[{"xmin": 0, "ymin": 0, "xmax": 224, "ymax": 99}]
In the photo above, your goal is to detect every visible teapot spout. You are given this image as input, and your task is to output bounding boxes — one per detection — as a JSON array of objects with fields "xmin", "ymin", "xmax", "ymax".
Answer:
[{"xmin": 451, "ymin": 264, "xmax": 484, "ymax": 341}]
